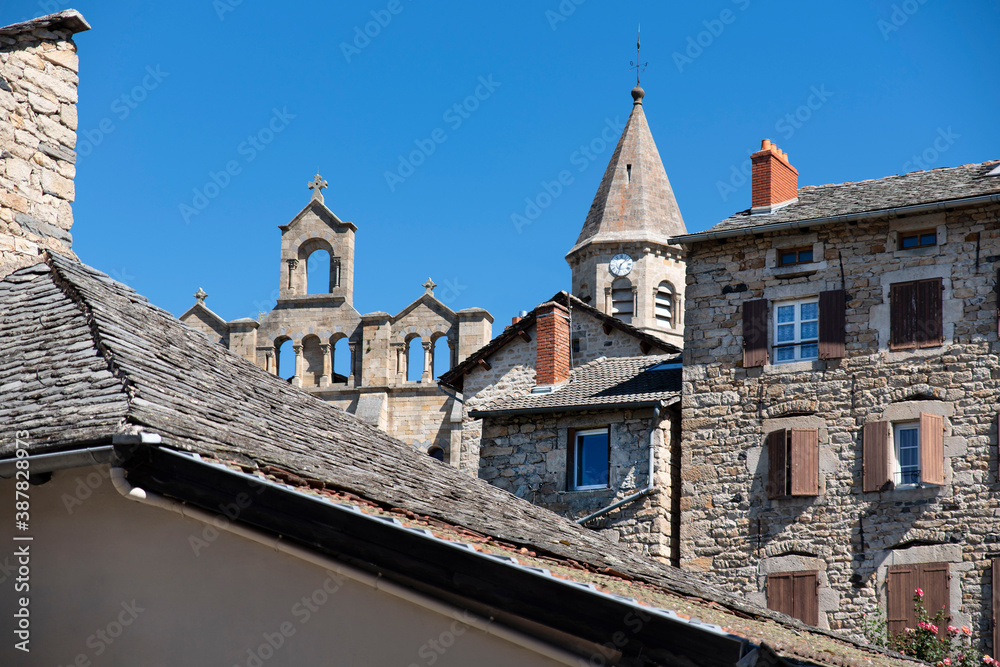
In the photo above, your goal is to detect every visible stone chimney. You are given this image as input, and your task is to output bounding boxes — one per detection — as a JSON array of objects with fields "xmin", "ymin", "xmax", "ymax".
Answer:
[
  {"xmin": 535, "ymin": 301, "xmax": 570, "ymax": 386},
  {"xmin": 751, "ymin": 139, "xmax": 798, "ymax": 214},
  {"xmin": 0, "ymin": 11, "xmax": 90, "ymax": 278}
]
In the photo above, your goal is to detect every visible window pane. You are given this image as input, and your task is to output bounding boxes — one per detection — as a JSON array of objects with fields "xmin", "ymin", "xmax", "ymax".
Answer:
[
  {"xmin": 800, "ymin": 322, "xmax": 818, "ymax": 340},
  {"xmin": 901, "ymin": 235, "xmax": 918, "ymax": 249},
  {"xmin": 800, "ymin": 343, "xmax": 818, "ymax": 359},
  {"xmin": 800, "ymin": 302, "xmax": 818, "ymax": 321},
  {"xmin": 897, "ymin": 426, "xmax": 920, "ymax": 484},
  {"xmin": 577, "ymin": 432, "xmax": 609, "ymax": 488},
  {"xmin": 776, "ymin": 324, "xmax": 795, "ymax": 343},
  {"xmin": 777, "ymin": 305, "xmax": 795, "ymax": 324},
  {"xmin": 776, "ymin": 347, "xmax": 795, "ymax": 362},
  {"xmin": 781, "ymin": 251, "xmax": 797, "ymax": 265},
  {"xmin": 920, "ymin": 233, "xmax": 936, "ymax": 246},
  {"xmin": 799, "ymin": 249, "xmax": 813, "ymax": 263}
]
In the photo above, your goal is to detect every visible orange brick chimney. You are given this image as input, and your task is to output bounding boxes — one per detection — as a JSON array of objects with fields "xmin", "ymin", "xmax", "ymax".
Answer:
[
  {"xmin": 751, "ymin": 139, "xmax": 799, "ymax": 213},
  {"xmin": 535, "ymin": 301, "xmax": 570, "ymax": 386}
]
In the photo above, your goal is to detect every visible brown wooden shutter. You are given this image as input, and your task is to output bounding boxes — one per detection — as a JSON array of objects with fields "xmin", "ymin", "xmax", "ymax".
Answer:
[
  {"xmin": 743, "ymin": 299, "xmax": 768, "ymax": 368},
  {"xmin": 890, "ymin": 281, "xmax": 918, "ymax": 350},
  {"xmin": 863, "ymin": 421, "xmax": 891, "ymax": 492},
  {"xmin": 789, "ymin": 428, "xmax": 820, "ymax": 496},
  {"xmin": 767, "ymin": 429, "xmax": 788, "ymax": 499},
  {"xmin": 818, "ymin": 289, "xmax": 846, "ymax": 359},
  {"xmin": 565, "ymin": 428, "xmax": 576, "ymax": 490},
  {"xmin": 919, "ymin": 413, "xmax": 944, "ymax": 485},
  {"xmin": 992, "ymin": 558, "xmax": 1000, "ymax": 653},
  {"xmin": 887, "ymin": 564, "xmax": 918, "ymax": 636},
  {"xmin": 920, "ymin": 562, "xmax": 950, "ymax": 636},
  {"xmin": 792, "ymin": 572, "xmax": 820, "ymax": 626},
  {"xmin": 916, "ymin": 278, "xmax": 944, "ymax": 348},
  {"xmin": 767, "ymin": 573, "xmax": 793, "ymax": 617}
]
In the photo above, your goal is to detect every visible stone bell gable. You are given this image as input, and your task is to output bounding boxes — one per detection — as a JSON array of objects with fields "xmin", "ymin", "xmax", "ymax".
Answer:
[{"xmin": 180, "ymin": 175, "xmax": 492, "ymax": 462}]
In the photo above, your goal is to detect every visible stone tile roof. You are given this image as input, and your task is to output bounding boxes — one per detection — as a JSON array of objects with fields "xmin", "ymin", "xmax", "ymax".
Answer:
[
  {"xmin": 439, "ymin": 290, "xmax": 679, "ymax": 391},
  {"xmin": 471, "ymin": 354, "xmax": 681, "ymax": 416},
  {"xmin": 567, "ymin": 86, "xmax": 686, "ymax": 256},
  {"xmin": 0, "ymin": 254, "xmax": 918, "ymax": 667},
  {"xmin": 674, "ymin": 160, "xmax": 1000, "ymax": 242},
  {"xmin": 0, "ymin": 10, "xmax": 90, "ymax": 36}
]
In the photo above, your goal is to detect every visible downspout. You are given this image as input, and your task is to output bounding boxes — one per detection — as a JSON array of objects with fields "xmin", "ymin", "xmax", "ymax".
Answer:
[
  {"xmin": 107, "ymin": 463, "xmax": 585, "ymax": 667},
  {"xmin": 576, "ymin": 400, "xmax": 663, "ymax": 525}
]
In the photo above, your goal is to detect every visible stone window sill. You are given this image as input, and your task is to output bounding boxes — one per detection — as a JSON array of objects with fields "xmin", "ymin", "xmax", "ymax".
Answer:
[{"xmin": 764, "ymin": 359, "xmax": 825, "ymax": 374}]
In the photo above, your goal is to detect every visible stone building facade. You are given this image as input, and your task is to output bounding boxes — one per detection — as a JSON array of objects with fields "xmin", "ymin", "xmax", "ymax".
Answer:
[
  {"xmin": 673, "ymin": 143, "xmax": 1000, "ymax": 643},
  {"xmin": 180, "ymin": 179, "xmax": 493, "ymax": 461},
  {"xmin": 0, "ymin": 11, "xmax": 88, "ymax": 279}
]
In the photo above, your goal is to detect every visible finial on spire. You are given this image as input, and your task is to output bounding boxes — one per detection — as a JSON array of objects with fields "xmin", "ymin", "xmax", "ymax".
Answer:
[
  {"xmin": 193, "ymin": 287, "xmax": 207, "ymax": 304},
  {"xmin": 630, "ymin": 24, "xmax": 647, "ymax": 87},
  {"xmin": 308, "ymin": 174, "xmax": 328, "ymax": 203},
  {"xmin": 422, "ymin": 277, "xmax": 437, "ymax": 295}
]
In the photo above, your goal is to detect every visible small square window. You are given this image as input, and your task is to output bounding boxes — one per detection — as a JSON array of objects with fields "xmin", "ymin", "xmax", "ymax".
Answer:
[
  {"xmin": 899, "ymin": 229, "xmax": 937, "ymax": 249},
  {"xmin": 571, "ymin": 428, "xmax": 609, "ymax": 490},
  {"xmin": 773, "ymin": 299, "xmax": 819, "ymax": 363},
  {"xmin": 777, "ymin": 247, "xmax": 814, "ymax": 266}
]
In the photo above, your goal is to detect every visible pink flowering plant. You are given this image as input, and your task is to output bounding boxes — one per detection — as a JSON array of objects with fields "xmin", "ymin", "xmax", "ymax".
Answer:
[{"xmin": 871, "ymin": 589, "xmax": 983, "ymax": 667}]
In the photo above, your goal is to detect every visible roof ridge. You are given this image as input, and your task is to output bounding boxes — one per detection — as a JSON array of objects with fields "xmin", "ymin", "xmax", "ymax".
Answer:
[{"xmin": 43, "ymin": 253, "xmax": 138, "ymax": 422}]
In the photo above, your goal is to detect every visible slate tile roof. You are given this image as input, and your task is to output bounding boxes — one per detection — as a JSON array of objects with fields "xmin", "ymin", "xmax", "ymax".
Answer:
[
  {"xmin": 674, "ymin": 160, "xmax": 1000, "ymax": 241},
  {"xmin": 471, "ymin": 354, "xmax": 681, "ymax": 416},
  {"xmin": 0, "ymin": 254, "xmax": 919, "ymax": 667},
  {"xmin": 0, "ymin": 9, "xmax": 90, "ymax": 36}
]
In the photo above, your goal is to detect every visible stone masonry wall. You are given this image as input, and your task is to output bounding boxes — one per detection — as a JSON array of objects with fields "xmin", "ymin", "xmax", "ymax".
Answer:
[
  {"xmin": 0, "ymin": 18, "xmax": 83, "ymax": 278},
  {"xmin": 479, "ymin": 407, "xmax": 675, "ymax": 561},
  {"xmin": 680, "ymin": 203, "xmax": 1000, "ymax": 639}
]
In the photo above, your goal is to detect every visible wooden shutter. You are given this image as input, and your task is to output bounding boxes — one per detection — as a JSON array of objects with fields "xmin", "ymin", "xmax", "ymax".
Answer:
[
  {"xmin": 767, "ymin": 572, "xmax": 793, "ymax": 617},
  {"xmin": 792, "ymin": 572, "xmax": 820, "ymax": 626},
  {"xmin": 789, "ymin": 429, "xmax": 820, "ymax": 496},
  {"xmin": 768, "ymin": 572, "xmax": 818, "ymax": 626},
  {"xmin": 743, "ymin": 299, "xmax": 768, "ymax": 368},
  {"xmin": 767, "ymin": 429, "xmax": 787, "ymax": 499},
  {"xmin": 921, "ymin": 562, "xmax": 950, "ymax": 635},
  {"xmin": 919, "ymin": 413, "xmax": 944, "ymax": 485},
  {"xmin": 887, "ymin": 564, "xmax": 918, "ymax": 636},
  {"xmin": 992, "ymin": 558, "xmax": 1000, "ymax": 654},
  {"xmin": 915, "ymin": 278, "xmax": 944, "ymax": 348},
  {"xmin": 863, "ymin": 421, "xmax": 891, "ymax": 492},
  {"xmin": 890, "ymin": 281, "xmax": 918, "ymax": 350},
  {"xmin": 818, "ymin": 290, "xmax": 846, "ymax": 359},
  {"xmin": 565, "ymin": 428, "xmax": 576, "ymax": 490}
]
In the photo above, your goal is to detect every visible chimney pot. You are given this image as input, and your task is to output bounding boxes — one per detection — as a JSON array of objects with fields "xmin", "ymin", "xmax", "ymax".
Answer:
[
  {"xmin": 534, "ymin": 301, "xmax": 570, "ymax": 386},
  {"xmin": 751, "ymin": 138, "xmax": 799, "ymax": 212}
]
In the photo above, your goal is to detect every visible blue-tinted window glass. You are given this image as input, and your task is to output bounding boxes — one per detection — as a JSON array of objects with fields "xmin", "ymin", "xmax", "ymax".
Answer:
[{"xmin": 576, "ymin": 431, "xmax": 609, "ymax": 488}]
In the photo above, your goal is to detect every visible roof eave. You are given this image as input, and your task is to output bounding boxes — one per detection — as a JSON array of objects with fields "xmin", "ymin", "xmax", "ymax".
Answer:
[
  {"xmin": 470, "ymin": 398, "xmax": 675, "ymax": 419},
  {"xmin": 670, "ymin": 192, "xmax": 1000, "ymax": 246},
  {"xmin": 0, "ymin": 10, "xmax": 91, "ymax": 36}
]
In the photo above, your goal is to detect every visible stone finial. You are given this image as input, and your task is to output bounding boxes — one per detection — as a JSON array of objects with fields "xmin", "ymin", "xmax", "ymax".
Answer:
[
  {"xmin": 308, "ymin": 174, "xmax": 328, "ymax": 203},
  {"xmin": 193, "ymin": 287, "xmax": 208, "ymax": 304},
  {"xmin": 423, "ymin": 278, "xmax": 436, "ymax": 295}
]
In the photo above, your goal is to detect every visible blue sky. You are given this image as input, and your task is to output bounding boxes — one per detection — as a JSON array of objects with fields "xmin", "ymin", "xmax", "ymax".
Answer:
[{"xmin": 5, "ymin": 1, "xmax": 999, "ymax": 331}]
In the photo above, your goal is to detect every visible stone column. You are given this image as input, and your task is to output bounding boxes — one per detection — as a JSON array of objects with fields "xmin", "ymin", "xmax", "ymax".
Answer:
[
  {"xmin": 421, "ymin": 341, "xmax": 432, "ymax": 383},
  {"xmin": 319, "ymin": 343, "xmax": 331, "ymax": 387},
  {"xmin": 292, "ymin": 343, "xmax": 303, "ymax": 388},
  {"xmin": 263, "ymin": 349, "xmax": 275, "ymax": 375},
  {"xmin": 631, "ymin": 285, "xmax": 639, "ymax": 325},
  {"xmin": 286, "ymin": 259, "xmax": 299, "ymax": 294},
  {"xmin": 391, "ymin": 343, "xmax": 406, "ymax": 381},
  {"xmin": 604, "ymin": 286, "xmax": 612, "ymax": 315},
  {"xmin": 447, "ymin": 338, "xmax": 457, "ymax": 372},
  {"xmin": 348, "ymin": 341, "xmax": 357, "ymax": 386}
]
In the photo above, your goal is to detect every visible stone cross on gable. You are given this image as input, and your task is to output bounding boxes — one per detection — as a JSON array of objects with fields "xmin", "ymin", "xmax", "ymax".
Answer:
[
  {"xmin": 308, "ymin": 174, "xmax": 328, "ymax": 203},
  {"xmin": 193, "ymin": 287, "xmax": 207, "ymax": 304},
  {"xmin": 423, "ymin": 278, "xmax": 436, "ymax": 296}
]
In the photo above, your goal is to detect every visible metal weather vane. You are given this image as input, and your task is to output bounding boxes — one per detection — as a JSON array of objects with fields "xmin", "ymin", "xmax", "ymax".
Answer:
[{"xmin": 629, "ymin": 24, "xmax": 648, "ymax": 86}]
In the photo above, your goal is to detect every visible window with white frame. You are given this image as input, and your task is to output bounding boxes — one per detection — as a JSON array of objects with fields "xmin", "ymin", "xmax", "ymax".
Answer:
[
  {"xmin": 893, "ymin": 422, "xmax": 920, "ymax": 486},
  {"xmin": 570, "ymin": 428, "xmax": 610, "ymax": 490},
  {"xmin": 773, "ymin": 299, "xmax": 819, "ymax": 363}
]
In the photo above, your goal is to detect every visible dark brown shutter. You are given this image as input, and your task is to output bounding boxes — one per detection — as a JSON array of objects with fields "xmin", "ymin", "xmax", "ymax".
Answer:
[
  {"xmin": 921, "ymin": 562, "xmax": 950, "ymax": 637},
  {"xmin": 767, "ymin": 573, "xmax": 793, "ymax": 617},
  {"xmin": 863, "ymin": 421, "xmax": 891, "ymax": 492},
  {"xmin": 992, "ymin": 558, "xmax": 1000, "ymax": 653},
  {"xmin": 565, "ymin": 428, "xmax": 576, "ymax": 490},
  {"xmin": 920, "ymin": 413, "xmax": 944, "ymax": 485},
  {"xmin": 818, "ymin": 290, "xmax": 846, "ymax": 359},
  {"xmin": 789, "ymin": 428, "xmax": 820, "ymax": 496},
  {"xmin": 890, "ymin": 281, "xmax": 917, "ymax": 350},
  {"xmin": 887, "ymin": 564, "xmax": 918, "ymax": 636},
  {"xmin": 792, "ymin": 572, "xmax": 820, "ymax": 626},
  {"xmin": 767, "ymin": 429, "xmax": 788, "ymax": 499},
  {"xmin": 743, "ymin": 299, "xmax": 768, "ymax": 368},
  {"xmin": 916, "ymin": 278, "xmax": 944, "ymax": 348}
]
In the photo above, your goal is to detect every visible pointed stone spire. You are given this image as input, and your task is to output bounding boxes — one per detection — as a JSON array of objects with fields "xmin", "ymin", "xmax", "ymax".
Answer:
[{"xmin": 568, "ymin": 86, "xmax": 686, "ymax": 255}]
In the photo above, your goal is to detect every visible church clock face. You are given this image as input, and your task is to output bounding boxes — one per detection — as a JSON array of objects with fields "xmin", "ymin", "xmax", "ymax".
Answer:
[{"xmin": 609, "ymin": 253, "xmax": 634, "ymax": 277}]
